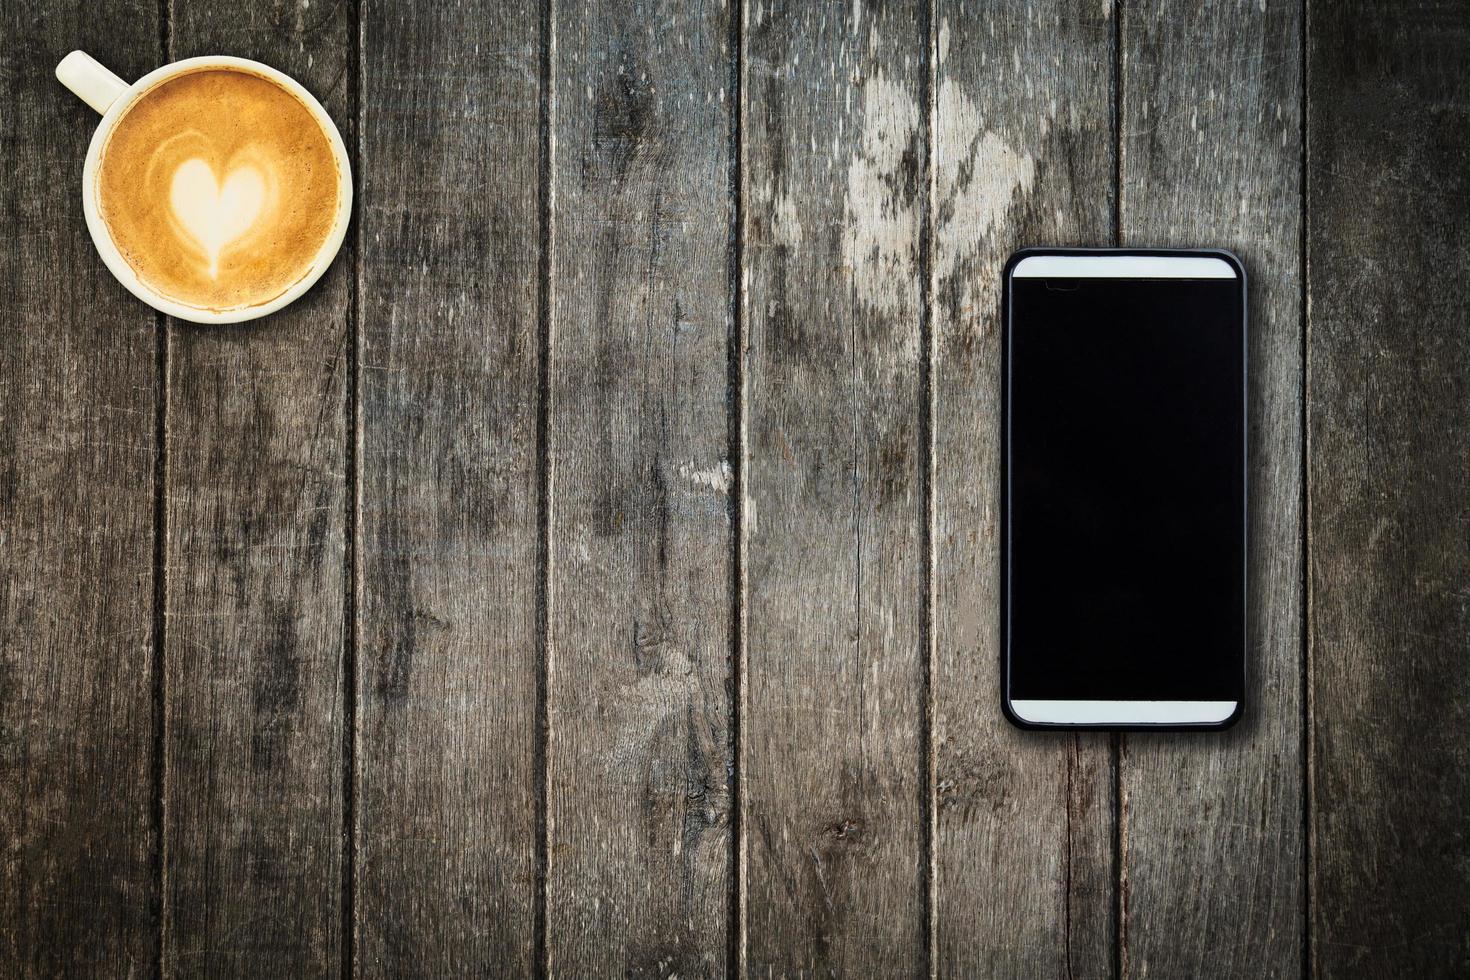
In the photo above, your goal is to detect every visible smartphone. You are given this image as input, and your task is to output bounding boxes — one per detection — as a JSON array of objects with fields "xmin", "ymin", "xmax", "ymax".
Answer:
[{"xmin": 1001, "ymin": 248, "xmax": 1247, "ymax": 730}]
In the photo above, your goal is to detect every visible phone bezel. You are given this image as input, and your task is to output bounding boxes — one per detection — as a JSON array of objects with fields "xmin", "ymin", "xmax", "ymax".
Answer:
[{"xmin": 1000, "ymin": 247, "xmax": 1248, "ymax": 732}]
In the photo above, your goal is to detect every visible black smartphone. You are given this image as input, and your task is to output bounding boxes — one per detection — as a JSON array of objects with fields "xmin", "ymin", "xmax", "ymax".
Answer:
[{"xmin": 1001, "ymin": 248, "xmax": 1247, "ymax": 730}]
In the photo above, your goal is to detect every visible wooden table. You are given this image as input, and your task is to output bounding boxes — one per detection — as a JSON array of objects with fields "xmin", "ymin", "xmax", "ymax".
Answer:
[{"xmin": 5, "ymin": 1, "xmax": 1468, "ymax": 977}]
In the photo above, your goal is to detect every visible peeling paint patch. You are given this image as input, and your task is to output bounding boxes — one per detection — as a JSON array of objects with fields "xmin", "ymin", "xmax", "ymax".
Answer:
[
  {"xmin": 935, "ymin": 78, "xmax": 1038, "ymax": 286},
  {"xmin": 679, "ymin": 459, "xmax": 733, "ymax": 494},
  {"xmin": 841, "ymin": 68, "xmax": 921, "ymax": 317}
]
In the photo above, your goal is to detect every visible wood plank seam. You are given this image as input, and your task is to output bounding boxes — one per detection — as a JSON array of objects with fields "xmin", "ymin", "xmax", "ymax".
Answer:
[
  {"xmin": 728, "ymin": 0, "xmax": 748, "ymax": 975},
  {"xmin": 535, "ymin": 1, "xmax": 555, "ymax": 977},
  {"xmin": 344, "ymin": 0, "xmax": 365, "ymax": 977},
  {"xmin": 152, "ymin": 8, "xmax": 171, "ymax": 980},
  {"xmin": 151, "ymin": 311, "xmax": 170, "ymax": 980},
  {"xmin": 921, "ymin": 0, "xmax": 938, "ymax": 977},
  {"xmin": 1305, "ymin": 1, "xmax": 1317, "ymax": 980}
]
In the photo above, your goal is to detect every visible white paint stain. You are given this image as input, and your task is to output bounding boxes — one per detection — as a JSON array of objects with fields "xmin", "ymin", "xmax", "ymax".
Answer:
[
  {"xmin": 773, "ymin": 190, "xmax": 803, "ymax": 246},
  {"xmin": 679, "ymin": 459, "xmax": 733, "ymax": 494},
  {"xmin": 841, "ymin": 67, "xmax": 920, "ymax": 317},
  {"xmin": 935, "ymin": 77, "xmax": 1037, "ymax": 285}
]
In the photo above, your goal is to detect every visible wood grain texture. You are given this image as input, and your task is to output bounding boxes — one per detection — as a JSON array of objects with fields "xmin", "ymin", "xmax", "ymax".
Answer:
[
  {"xmin": 741, "ymin": 1, "xmax": 927, "ymax": 973},
  {"xmin": 931, "ymin": 3, "xmax": 1115, "ymax": 977},
  {"xmin": 1119, "ymin": 1, "xmax": 1303, "ymax": 975},
  {"xmin": 0, "ymin": 6, "xmax": 161, "ymax": 977},
  {"xmin": 546, "ymin": 0, "xmax": 733, "ymax": 975},
  {"xmin": 1307, "ymin": 2, "xmax": 1470, "ymax": 975},
  {"xmin": 160, "ymin": 3, "xmax": 352, "ymax": 975},
  {"xmin": 356, "ymin": 0, "xmax": 542, "ymax": 974}
]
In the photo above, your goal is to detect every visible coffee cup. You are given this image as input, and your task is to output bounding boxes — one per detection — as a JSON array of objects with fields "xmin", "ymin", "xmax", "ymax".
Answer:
[{"xmin": 56, "ymin": 51, "xmax": 353, "ymax": 324}]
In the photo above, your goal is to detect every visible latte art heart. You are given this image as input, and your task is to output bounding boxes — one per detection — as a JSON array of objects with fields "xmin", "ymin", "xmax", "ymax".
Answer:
[{"xmin": 170, "ymin": 159, "xmax": 267, "ymax": 278}]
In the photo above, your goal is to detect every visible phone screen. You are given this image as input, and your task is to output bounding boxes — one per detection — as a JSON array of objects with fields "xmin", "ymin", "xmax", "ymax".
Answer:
[{"xmin": 1004, "ymin": 254, "xmax": 1246, "ymax": 724}]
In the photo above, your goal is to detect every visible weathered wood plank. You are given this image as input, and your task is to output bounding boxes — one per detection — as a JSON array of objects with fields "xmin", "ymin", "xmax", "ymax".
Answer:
[
  {"xmin": 1307, "ymin": 2, "xmax": 1470, "ymax": 974},
  {"xmin": 1119, "ymin": 1, "xmax": 1303, "ymax": 975},
  {"xmin": 546, "ymin": 0, "xmax": 734, "ymax": 975},
  {"xmin": 741, "ymin": 1, "xmax": 927, "ymax": 973},
  {"xmin": 160, "ymin": 3, "xmax": 353, "ymax": 975},
  {"xmin": 931, "ymin": 3, "xmax": 1115, "ymax": 976},
  {"xmin": 356, "ymin": 1, "xmax": 543, "ymax": 973},
  {"xmin": 0, "ymin": 6, "xmax": 161, "ymax": 977}
]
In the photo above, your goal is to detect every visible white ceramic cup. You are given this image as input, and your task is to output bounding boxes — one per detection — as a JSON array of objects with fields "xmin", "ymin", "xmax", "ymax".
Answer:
[{"xmin": 55, "ymin": 51, "xmax": 353, "ymax": 324}]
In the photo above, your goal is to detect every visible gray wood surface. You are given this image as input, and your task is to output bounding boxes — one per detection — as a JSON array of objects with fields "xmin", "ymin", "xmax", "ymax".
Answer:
[
  {"xmin": 547, "ymin": 1, "xmax": 734, "ymax": 975},
  {"xmin": 741, "ymin": 2, "xmax": 927, "ymax": 973},
  {"xmin": 931, "ymin": 3, "xmax": 1115, "ymax": 975},
  {"xmin": 1118, "ymin": 1, "xmax": 1304, "ymax": 975},
  {"xmin": 9, "ymin": 1, "xmax": 1470, "ymax": 977},
  {"xmin": 0, "ymin": 6, "xmax": 161, "ymax": 976},
  {"xmin": 161, "ymin": 2, "xmax": 351, "ymax": 975},
  {"xmin": 1307, "ymin": 1, "xmax": 1470, "ymax": 975},
  {"xmin": 356, "ymin": 1, "xmax": 543, "ymax": 974}
]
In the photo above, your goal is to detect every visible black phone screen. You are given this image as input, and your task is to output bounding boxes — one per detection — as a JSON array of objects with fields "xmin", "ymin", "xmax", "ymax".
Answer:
[{"xmin": 1004, "ymin": 262, "xmax": 1246, "ymax": 707}]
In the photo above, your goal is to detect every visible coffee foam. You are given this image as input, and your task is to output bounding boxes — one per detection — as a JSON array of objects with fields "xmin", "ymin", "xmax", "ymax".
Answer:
[{"xmin": 97, "ymin": 67, "xmax": 340, "ymax": 312}]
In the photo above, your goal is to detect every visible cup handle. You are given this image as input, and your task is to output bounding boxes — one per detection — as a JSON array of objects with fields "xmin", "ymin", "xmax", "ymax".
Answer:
[{"xmin": 56, "ymin": 51, "xmax": 130, "ymax": 115}]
